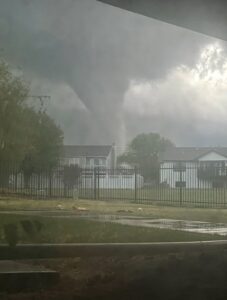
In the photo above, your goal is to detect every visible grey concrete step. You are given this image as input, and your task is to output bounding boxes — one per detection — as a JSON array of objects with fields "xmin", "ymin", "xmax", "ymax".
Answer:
[{"xmin": 0, "ymin": 260, "xmax": 59, "ymax": 292}]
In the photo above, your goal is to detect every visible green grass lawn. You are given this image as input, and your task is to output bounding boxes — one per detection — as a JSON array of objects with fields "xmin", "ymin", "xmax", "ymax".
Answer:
[
  {"xmin": 75, "ymin": 187, "xmax": 227, "ymax": 207},
  {"xmin": 96, "ymin": 187, "xmax": 227, "ymax": 201},
  {"xmin": 1, "ymin": 197, "xmax": 227, "ymax": 223},
  {"xmin": 0, "ymin": 213, "xmax": 223, "ymax": 244},
  {"xmin": 3, "ymin": 186, "xmax": 227, "ymax": 207}
]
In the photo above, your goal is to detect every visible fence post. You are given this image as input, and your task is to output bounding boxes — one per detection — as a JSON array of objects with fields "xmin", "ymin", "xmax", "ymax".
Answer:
[
  {"xmin": 97, "ymin": 167, "xmax": 100, "ymax": 200},
  {"xmin": 225, "ymin": 166, "xmax": 226, "ymax": 208},
  {"xmin": 135, "ymin": 167, "xmax": 137, "ymax": 203},
  {"xmin": 49, "ymin": 169, "xmax": 52, "ymax": 198},
  {"xmin": 93, "ymin": 167, "xmax": 100, "ymax": 200},
  {"xmin": 15, "ymin": 172, "xmax": 18, "ymax": 193},
  {"xmin": 179, "ymin": 168, "xmax": 183, "ymax": 206},
  {"xmin": 94, "ymin": 168, "xmax": 97, "ymax": 200}
]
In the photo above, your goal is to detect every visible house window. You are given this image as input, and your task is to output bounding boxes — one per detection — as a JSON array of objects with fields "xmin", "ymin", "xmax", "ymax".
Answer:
[
  {"xmin": 198, "ymin": 161, "xmax": 227, "ymax": 180},
  {"xmin": 173, "ymin": 162, "xmax": 186, "ymax": 172},
  {"xmin": 200, "ymin": 161, "xmax": 225, "ymax": 168},
  {"xmin": 86, "ymin": 158, "xmax": 91, "ymax": 166},
  {"xmin": 94, "ymin": 158, "xmax": 99, "ymax": 166},
  {"xmin": 100, "ymin": 158, "xmax": 106, "ymax": 166}
]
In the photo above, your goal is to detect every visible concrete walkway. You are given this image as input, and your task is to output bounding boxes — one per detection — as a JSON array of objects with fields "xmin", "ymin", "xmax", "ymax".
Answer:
[
  {"xmin": 1, "ymin": 240, "xmax": 227, "ymax": 260},
  {"xmin": 0, "ymin": 260, "xmax": 59, "ymax": 291}
]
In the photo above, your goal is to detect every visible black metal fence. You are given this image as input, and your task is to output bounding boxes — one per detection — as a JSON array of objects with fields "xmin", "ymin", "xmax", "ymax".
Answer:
[{"xmin": 1, "ymin": 162, "xmax": 227, "ymax": 208}]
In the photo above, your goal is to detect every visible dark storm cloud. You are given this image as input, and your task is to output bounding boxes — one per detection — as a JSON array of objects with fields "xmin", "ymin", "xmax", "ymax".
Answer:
[{"xmin": 0, "ymin": 0, "xmax": 220, "ymax": 145}]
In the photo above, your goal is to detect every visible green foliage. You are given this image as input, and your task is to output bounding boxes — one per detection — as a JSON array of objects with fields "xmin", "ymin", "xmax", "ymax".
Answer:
[
  {"xmin": 118, "ymin": 133, "xmax": 174, "ymax": 181},
  {"xmin": 0, "ymin": 60, "xmax": 29, "ymax": 163},
  {"xmin": 0, "ymin": 215, "xmax": 221, "ymax": 244},
  {"xmin": 0, "ymin": 60, "xmax": 63, "ymax": 183},
  {"xmin": 21, "ymin": 109, "xmax": 63, "ymax": 178}
]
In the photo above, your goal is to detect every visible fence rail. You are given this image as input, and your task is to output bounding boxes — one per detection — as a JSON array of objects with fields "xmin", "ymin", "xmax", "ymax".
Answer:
[{"xmin": 1, "ymin": 163, "xmax": 227, "ymax": 208}]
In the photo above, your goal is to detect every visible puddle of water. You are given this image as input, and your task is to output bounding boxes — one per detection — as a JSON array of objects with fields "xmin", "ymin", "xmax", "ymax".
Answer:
[
  {"xmin": 20, "ymin": 211, "xmax": 227, "ymax": 236},
  {"xmin": 107, "ymin": 218, "xmax": 227, "ymax": 236}
]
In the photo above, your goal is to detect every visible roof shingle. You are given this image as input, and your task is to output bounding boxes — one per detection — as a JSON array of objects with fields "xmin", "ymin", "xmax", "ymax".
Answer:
[{"xmin": 161, "ymin": 147, "xmax": 227, "ymax": 161}]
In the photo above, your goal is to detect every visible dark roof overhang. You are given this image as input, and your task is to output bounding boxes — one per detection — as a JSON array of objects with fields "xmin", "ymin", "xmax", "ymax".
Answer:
[{"xmin": 97, "ymin": 0, "xmax": 227, "ymax": 41}]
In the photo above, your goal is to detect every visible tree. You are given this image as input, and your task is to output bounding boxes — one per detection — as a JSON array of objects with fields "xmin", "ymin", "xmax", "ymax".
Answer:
[
  {"xmin": 0, "ymin": 60, "xmax": 29, "ymax": 163},
  {"xmin": 117, "ymin": 133, "xmax": 174, "ymax": 181},
  {"xmin": 0, "ymin": 60, "xmax": 63, "ymax": 187},
  {"xmin": 21, "ymin": 109, "xmax": 63, "ymax": 186}
]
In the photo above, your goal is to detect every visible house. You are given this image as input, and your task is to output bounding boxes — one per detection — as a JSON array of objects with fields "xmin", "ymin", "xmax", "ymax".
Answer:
[
  {"xmin": 62, "ymin": 145, "xmax": 115, "ymax": 169},
  {"xmin": 160, "ymin": 147, "xmax": 227, "ymax": 188}
]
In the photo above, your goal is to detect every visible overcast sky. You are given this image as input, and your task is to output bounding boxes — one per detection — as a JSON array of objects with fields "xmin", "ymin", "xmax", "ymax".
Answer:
[{"xmin": 1, "ymin": 0, "xmax": 227, "ymax": 147}]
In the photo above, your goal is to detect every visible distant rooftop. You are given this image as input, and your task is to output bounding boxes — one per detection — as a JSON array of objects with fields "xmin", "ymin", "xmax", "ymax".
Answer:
[
  {"xmin": 63, "ymin": 145, "xmax": 113, "ymax": 158},
  {"xmin": 161, "ymin": 147, "xmax": 227, "ymax": 162}
]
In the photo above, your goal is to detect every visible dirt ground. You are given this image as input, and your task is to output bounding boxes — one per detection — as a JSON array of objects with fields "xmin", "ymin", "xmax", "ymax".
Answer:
[{"xmin": 2, "ymin": 250, "xmax": 227, "ymax": 300}]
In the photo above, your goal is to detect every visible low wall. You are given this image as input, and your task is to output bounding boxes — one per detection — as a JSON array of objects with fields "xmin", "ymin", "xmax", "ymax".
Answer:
[{"xmin": 81, "ymin": 174, "xmax": 144, "ymax": 189}]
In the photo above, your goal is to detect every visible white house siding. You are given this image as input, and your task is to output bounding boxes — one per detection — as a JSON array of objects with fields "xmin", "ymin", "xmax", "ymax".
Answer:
[
  {"xmin": 160, "ymin": 150, "xmax": 227, "ymax": 189},
  {"xmin": 85, "ymin": 157, "xmax": 108, "ymax": 169},
  {"xmin": 79, "ymin": 157, "xmax": 86, "ymax": 167},
  {"xmin": 63, "ymin": 157, "xmax": 80, "ymax": 166},
  {"xmin": 63, "ymin": 157, "xmax": 88, "ymax": 167},
  {"xmin": 160, "ymin": 162, "xmax": 214, "ymax": 189},
  {"xmin": 63, "ymin": 156, "xmax": 109, "ymax": 168},
  {"xmin": 106, "ymin": 152, "xmax": 112, "ymax": 169},
  {"xmin": 106, "ymin": 147, "xmax": 115, "ymax": 169},
  {"xmin": 62, "ymin": 145, "xmax": 116, "ymax": 169}
]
